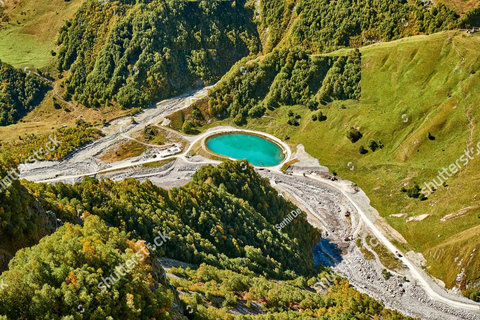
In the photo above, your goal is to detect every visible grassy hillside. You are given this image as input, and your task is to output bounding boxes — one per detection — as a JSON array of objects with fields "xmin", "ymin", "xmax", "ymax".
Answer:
[
  {"xmin": 440, "ymin": 0, "xmax": 480, "ymax": 14},
  {"xmin": 0, "ymin": 0, "xmax": 85, "ymax": 70},
  {"xmin": 197, "ymin": 30, "xmax": 480, "ymax": 298}
]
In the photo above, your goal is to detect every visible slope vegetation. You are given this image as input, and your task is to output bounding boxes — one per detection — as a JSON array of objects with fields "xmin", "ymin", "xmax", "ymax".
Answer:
[
  {"xmin": 0, "ymin": 161, "xmax": 415, "ymax": 319},
  {"xmin": 256, "ymin": 0, "xmax": 462, "ymax": 53},
  {"xmin": 0, "ymin": 0, "xmax": 84, "ymax": 69},
  {"xmin": 24, "ymin": 161, "xmax": 321, "ymax": 279},
  {"xmin": 57, "ymin": 0, "xmax": 260, "ymax": 108},
  {"xmin": 0, "ymin": 60, "xmax": 51, "ymax": 125},
  {"xmin": 200, "ymin": 31, "xmax": 480, "ymax": 299}
]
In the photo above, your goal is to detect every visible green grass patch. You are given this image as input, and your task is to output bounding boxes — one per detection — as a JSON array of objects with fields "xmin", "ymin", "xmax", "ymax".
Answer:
[{"xmin": 0, "ymin": 0, "xmax": 84, "ymax": 69}]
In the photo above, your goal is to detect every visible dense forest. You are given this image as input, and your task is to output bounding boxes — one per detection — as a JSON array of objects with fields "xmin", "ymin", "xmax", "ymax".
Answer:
[
  {"xmin": 0, "ymin": 60, "xmax": 51, "ymax": 125},
  {"xmin": 57, "ymin": 0, "xmax": 259, "ymax": 109},
  {"xmin": 206, "ymin": 48, "xmax": 361, "ymax": 124},
  {"xmin": 0, "ymin": 154, "xmax": 58, "ymax": 273},
  {"xmin": 258, "ymin": 0, "xmax": 460, "ymax": 52},
  {"xmin": 0, "ymin": 215, "xmax": 178, "ymax": 319},
  {"xmin": 23, "ymin": 161, "xmax": 321, "ymax": 279},
  {"xmin": 0, "ymin": 161, "xmax": 415, "ymax": 319}
]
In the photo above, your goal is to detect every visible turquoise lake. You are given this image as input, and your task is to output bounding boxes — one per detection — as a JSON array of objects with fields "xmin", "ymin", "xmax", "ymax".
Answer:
[{"xmin": 206, "ymin": 133, "xmax": 284, "ymax": 166}]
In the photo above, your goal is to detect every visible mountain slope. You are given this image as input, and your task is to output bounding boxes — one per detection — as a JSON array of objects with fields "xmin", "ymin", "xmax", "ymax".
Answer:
[
  {"xmin": 57, "ymin": 0, "xmax": 260, "ymax": 108},
  {"xmin": 0, "ymin": 0, "xmax": 85, "ymax": 70},
  {"xmin": 0, "ymin": 161, "xmax": 415, "ymax": 319},
  {"xmin": 24, "ymin": 161, "xmax": 321, "ymax": 279},
  {"xmin": 197, "ymin": 30, "xmax": 480, "ymax": 299},
  {"xmin": 0, "ymin": 60, "xmax": 51, "ymax": 125},
  {"xmin": 0, "ymin": 215, "xmax": 184, "ymax": 319}
]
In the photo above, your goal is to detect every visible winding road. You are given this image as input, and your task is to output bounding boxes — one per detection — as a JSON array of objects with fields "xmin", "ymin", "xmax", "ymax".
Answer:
[{"xmin": 19, "ymin": 88, "xmax": 480, "ymax": 320}]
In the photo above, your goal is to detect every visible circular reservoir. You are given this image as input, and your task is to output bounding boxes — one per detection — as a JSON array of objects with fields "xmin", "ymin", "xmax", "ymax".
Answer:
[{"xmin": 206, "ymin": 133, "xmax": 284, "ymax": 166}]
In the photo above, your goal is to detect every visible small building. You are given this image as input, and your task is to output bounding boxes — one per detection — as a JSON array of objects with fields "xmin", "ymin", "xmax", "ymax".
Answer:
[{"xmin": 160, "ymin": 145, "xmax": 182, "ymax": 158}]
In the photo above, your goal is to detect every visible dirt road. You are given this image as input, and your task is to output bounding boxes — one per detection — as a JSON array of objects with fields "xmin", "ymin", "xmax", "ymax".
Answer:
[{"xmin": 18, "ymin": 87, "xmax": 480, "ymax": 319}]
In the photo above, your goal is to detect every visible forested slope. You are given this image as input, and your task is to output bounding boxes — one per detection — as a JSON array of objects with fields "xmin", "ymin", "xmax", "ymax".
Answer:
[
  {"xmin": 0, "ymin": 60, "xmax": 51, "ymax": 125},
  {"xmin": 24, "ymin": 161, "xmax": 320, "ymax": 279},
  {"xmin": 206, "ymin": 48, "xmax": 361, "ymax": 124},
  {"xmin": 257, "ymin": 0, "xmax": 463, "ymax": 52},
  {"xmin": 0, "ymin": 161, "xmax": 415, "ymax": 319},
  {"xmin": 0, "ymin": 215, "xmax": 182, "ymax": 319},
  {"xmin": 57, "ymin": 0, "xmax": 260, "ymax": 108},
  {"xmin": 0, "ymin": 152, "xmax": 58, "ymax": 273},
  {"xmin": 50, "ymin": 0, "xmax": 478, "ymax": 112}
]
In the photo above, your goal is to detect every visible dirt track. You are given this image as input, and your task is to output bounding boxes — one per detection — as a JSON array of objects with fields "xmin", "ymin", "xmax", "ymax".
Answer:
[{"xmin": 18, "ymin": 88, "xmax": 480, "ymax": 320}]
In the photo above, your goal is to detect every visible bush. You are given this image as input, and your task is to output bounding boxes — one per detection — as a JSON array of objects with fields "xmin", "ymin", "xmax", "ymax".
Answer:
[
  {"xmin": 248, "ymin": 104, "xmax": 266, "ymax": 118},
  {"xmin": 347, "ymin": 127, "xmax": 363, "ymax": 143},
  {"xmin": 222, "ymin": 293, "xmax": 238, "ymax": 308},
  {"xmin": 368, "ymin": 140, "xmax": 379, "ymax": 152},
  {"xmin": 382, "ymin": 269, "xmax": 392, "ymax": 280},
  {"xmin": 287, "ymin": 118, "xmax": 300, "ymax": 126},
  {"xmin": 359, "ymin": 146, "xmax": 368, "ymax": 154},
  {"xmin": 182, "ymin": 120, "xmax": 194, "ymax": 134},
  {"xmin": 405, "ymin": 183, "xmax": 426, "ymax": 200},
  {"xmin": 307, "ymin": 99, "xmax": 319, "ymax": 110},
  {"xmin": 318, "ymin": 111, "xmax": 327, "ymax": 121},
  {"xmin": 234, "ymin": 114, "xmax": 244, "ymax": 126}
]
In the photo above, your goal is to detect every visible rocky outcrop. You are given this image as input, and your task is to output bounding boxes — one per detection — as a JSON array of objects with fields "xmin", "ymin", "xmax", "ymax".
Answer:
[{"xmin": 151, "ymin": 258, "xmax": 188, "ymax": 320}]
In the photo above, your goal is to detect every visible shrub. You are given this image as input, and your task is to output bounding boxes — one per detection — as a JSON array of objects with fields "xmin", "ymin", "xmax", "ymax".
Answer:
[
  {"xmin": 318, "ymin": 111, "xmax": 327, "ymax": 121},
  {"xmin": 182, "ymin": 120, "xmax": 194, "ymax": 134},
  {"xmin": 405, "ymin": 183, "xmax": 426, "ymax": 199},
  {"xmin": 347, "ymin": 127, "xmax": 363, "ymax": 143},
  {"xmin": 382, "ymin": 269, "xmax": 392, "ymax": 280},
  {"xmin": 368, "ymin": 140, "xmax": 379, "ymax": 152},
  {"xmin": 307, "ymin": 99, "xmax": 319, "ymax": 110}
]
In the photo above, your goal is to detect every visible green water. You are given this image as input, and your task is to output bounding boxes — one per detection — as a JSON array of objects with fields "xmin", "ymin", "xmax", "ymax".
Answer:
[{"xmin": 207, "ymin": 133, "xmax": 284, "ymax": 166}]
